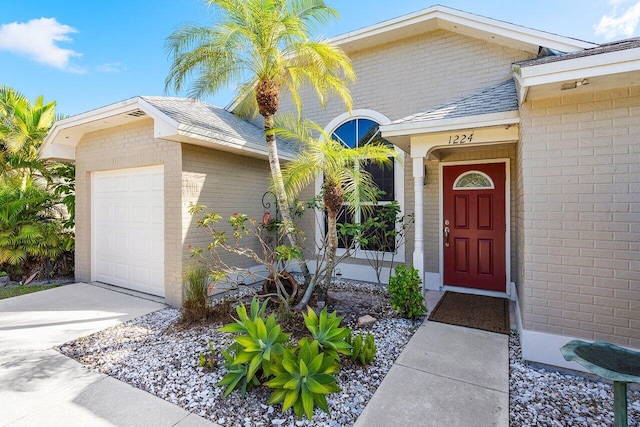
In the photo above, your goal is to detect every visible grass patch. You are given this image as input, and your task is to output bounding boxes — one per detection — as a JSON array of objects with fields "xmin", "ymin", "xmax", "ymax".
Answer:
[{"xmin": 0, "ymin": 284, "xmax": 63, "ymax": 300}]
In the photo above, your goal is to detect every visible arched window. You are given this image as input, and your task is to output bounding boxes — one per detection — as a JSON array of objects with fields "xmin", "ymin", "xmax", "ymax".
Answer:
[
  {"xmin": 329, "ymin": 117, "xmax": 397, "ymax": 252},
  {"xmin": 453, "ymin": 171, "xmax": 494, "ymax": 190}
]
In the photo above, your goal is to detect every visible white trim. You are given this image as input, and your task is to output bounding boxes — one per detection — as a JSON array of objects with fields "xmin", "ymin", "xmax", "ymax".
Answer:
[
  {"xmin": 317, "ymin": 110, "xmax": 406, "ymax": 265},
  {"xmin": 381, "ymin": 111, "xmax": 519, "ymax": 138},
  {"xmin": 424, "ymin": 272, "xmax": 441, "ymax": 291},
  {"xmin": 438, "ymin": 159, "xmax": 511, "ymax": 297},
  {"xmin": 513, "ymin": 47, "xmax": 640, "ymax": 101},
  {"xmin": 329, "ymin": 5, "xmax": 594, "ymax": 54}
]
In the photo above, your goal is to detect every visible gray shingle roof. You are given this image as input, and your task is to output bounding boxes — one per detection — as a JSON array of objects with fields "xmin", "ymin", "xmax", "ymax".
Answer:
[
  {"xmin": 140, "ymin": 96, "xmax": 296, "ymax": 157},
  {"xmin": 391, "ymin": 79, "xmax": 518, "ymax": 125},
  {"xmin": 515, "ymin": 37, "xmax": 640, "ymax": 68}
]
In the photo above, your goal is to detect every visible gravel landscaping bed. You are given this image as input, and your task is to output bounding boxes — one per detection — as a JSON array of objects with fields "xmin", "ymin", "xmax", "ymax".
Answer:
[
  {"xmin": 59, "ymin": 282, "xmax": 640, "ymax": 427},
  {"xmin": 59, "ymin": 281, "xmax": 421, "ymax": 426},
  {"xmin": 510, "ymin": 332, "xmax": 640, "ymax": 426}
]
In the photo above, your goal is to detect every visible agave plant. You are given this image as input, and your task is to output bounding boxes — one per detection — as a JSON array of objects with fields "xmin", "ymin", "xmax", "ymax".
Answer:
[
  {"xmin": 303, "ymin": 306, "xmax": 351, "ymax": 358},
  {"xmin": 216, "ymin": 344, "xmax": 261, "ymax": 397},
  {"xmin": 265, "ymin": 338, "xmax": 341, "ymax": 420},
  {"xmin": 217, "ymin": 299, "xmax": 290, "ymax": 394},
  {"xmin": 219, "ymin": 298, "xmax": 269, "ymax": 335}
]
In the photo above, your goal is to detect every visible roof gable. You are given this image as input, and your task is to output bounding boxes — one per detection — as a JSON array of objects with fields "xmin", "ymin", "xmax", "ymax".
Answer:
[
  {"xmin": 329, "ymin": 5, "xmax": 596, "ymax": 55},
  {"xmin": 40, "ymin": 96, "xmax": 295, "ymax": 161}
]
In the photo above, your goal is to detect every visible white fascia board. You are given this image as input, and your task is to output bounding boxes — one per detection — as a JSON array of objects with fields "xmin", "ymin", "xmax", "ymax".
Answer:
[
  {"xmin": 515, "ymin": 47, "xmax": 640, "ymax": 87},
  {"xmin": 136, "ymin": 98, "xmax": 180, "ymax": 139},
  {"xmin": 381, "ymin": 111, "xmax": 520, "ymax": 137},
  {"xmin": 39, "ymin": 139, "xmax": 76, "ymax": 161},
  {"xmin": 39, "ymin": 97, "xmax": 181, "ymax": 160},
  {"xmin": 329, "ymin": 5, "xmax": 595, "ymax": 52}
]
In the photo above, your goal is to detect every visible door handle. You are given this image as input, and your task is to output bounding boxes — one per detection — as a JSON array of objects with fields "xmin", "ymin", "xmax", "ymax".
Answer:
[{"xmin": 444, "ymin": 226, "xmax": 450, "ymax": 247}]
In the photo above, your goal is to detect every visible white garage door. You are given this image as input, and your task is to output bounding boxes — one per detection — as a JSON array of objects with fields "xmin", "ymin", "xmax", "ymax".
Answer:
[{"xmin": 92, "ymin": 165, "xmax": 165, "ymax": 296}]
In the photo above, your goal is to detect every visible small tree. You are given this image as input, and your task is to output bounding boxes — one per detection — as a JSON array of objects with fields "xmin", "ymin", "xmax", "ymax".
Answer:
[
  {"xmin": 165, "ymin": 0, "xmax": 356, "ymax": 288},
  {"xmin": 359, "ymin": 200, "xmax": 413, "ymax": 284},
  {"xmin": 274, "ymin": 115, "xmax": 396, "ymax": 309},
  {"xmin": 188, "ymin": 205, "xmax": 303, "ymax": 312}
]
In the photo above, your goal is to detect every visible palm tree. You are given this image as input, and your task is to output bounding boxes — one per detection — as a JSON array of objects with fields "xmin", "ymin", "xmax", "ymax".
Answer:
[
  {"xmin": 0, "ymin": 86, "xmax": 57, "ymax": 181},
  {"xmin": 165, "ymin": 0, "xmax": 355, "ymax": 285},
  {"xmin": 274, "ymin": 115, "xmax": 396, "ymax": 308}
]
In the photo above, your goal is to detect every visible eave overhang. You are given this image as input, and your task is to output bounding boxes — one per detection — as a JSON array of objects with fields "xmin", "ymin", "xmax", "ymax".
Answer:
[
  {"xmin": 330, "ymin": 6, "xmax": 596, "ymax": 55},
  {"xmin": 513, "ymin": 47, "xmax": 640, "ymax": 104},
  {"xmin": 381, "ymin": 111, "xmax": 520, "ymax": 160},
  {"xmin": 40, "ymin": 97, "xmax": 295, "ymax": 162}
]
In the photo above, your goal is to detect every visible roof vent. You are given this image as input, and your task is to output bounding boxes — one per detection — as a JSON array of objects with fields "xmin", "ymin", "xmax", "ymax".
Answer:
[{"xmin": 127, "ymin": 109, "xmax": 146, "ymax": 117}]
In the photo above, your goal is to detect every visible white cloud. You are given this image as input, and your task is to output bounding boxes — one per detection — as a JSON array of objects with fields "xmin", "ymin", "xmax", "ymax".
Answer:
[
  {"xmin": 96, "ymin": 62, "xmax": 127, "ymax": 73},
  {"xmin": 0, "ymin": 17, "xmax": 84, "ymax": 72},
  {"xmin": 595, "ymin": 0, "xmax": 640, "ymax": 40}
]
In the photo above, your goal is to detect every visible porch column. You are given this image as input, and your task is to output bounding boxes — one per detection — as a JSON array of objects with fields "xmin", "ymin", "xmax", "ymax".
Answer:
[{"xmin": 412, "ymin": 157, "xmax": 425, "ymax": 287}]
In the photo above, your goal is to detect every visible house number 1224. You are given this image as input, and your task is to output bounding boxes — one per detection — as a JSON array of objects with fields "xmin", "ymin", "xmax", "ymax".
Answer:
[{"xmin": 448, "ymin": 133, "xmax": 474, "ymax": 144}]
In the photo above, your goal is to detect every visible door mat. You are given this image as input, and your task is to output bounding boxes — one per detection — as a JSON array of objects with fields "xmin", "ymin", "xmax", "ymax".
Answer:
[{"xmin": 429, "ymin": 291, "xmax": 510, "ymax": 335}]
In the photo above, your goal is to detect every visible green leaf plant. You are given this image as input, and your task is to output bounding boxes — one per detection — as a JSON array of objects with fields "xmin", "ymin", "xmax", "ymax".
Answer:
[
  {"xmin": 217, "ymin": 299, "xmax": 288, "ymax": 388},
  {"xmin": 215, "ymin": 299, "xmax": 351, "ymax": 419},
  {"xmin": 265, "ymin": 338, "xmax": 341, "ymax": 420},
  {"xmin": 303, "ymin": 306, "xmax": 351, "ymax": 359},
  {"xmin": 388, "ymin": 264, "xmax": 427, "ymax": 320},
  {"xmin": 348, "ymin": 332, "xmax": 377, "ymax": 366}
]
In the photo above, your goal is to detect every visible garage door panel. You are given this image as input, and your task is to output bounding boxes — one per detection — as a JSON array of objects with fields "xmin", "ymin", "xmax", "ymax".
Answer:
[{"xmin": 92, "ymin": 165, "xmax": 165, "ymax": 297}]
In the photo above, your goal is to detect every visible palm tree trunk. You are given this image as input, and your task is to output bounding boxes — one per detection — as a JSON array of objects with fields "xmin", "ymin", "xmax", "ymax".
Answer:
[
  {"xmin": 263, "ymin": 114, "xmax": 312, "ymax": 287},
  {"xmin": 322, "ymin": 206, "xmax": 338, "ymax": 290}
]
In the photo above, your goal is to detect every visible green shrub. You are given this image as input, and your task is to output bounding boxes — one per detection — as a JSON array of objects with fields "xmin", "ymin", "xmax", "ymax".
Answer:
[
  {"xmin": 388, "ymin": 264, "xmax": 427, "ymax": 320},
  {"xmin": 265, "ymin": 338, "xmax": 341, "ymax": 420},
  {"xmin": 348, "ymin": 332, "xmax": 377, "ymax": 366}
]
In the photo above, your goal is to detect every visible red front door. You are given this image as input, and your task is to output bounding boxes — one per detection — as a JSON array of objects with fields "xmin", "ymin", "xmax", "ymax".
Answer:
[{"xmin": 443, "ymin": 163, "xmax": 506, "ymax": 292}]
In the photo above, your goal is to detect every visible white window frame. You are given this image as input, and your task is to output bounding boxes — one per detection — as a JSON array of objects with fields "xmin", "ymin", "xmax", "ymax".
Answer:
[{"xmin": 316, "ymin": 110, "xmax": 405, "ymax": 262}]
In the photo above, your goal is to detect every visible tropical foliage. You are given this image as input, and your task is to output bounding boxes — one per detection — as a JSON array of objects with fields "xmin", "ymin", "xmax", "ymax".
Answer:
[
  {"xmin": 166, "ymin": 0, "xmax": 356, "ymax": 287},
  {"xmin": 265, "ymin": 338, "xmax": 340, "ymax": 419},
  {"xmin": 0, "ymin": 86, "xmax": 74, "ymax": 280},
  {"xmin": 216, "ymin": 299, "xmax": 354, "ymax": 419},
  {"xmin": 274, "ymin": 115, "xmax": 396, "ymax": 307}
]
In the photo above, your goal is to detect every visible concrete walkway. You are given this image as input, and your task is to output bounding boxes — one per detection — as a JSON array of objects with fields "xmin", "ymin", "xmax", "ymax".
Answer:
[
  {"xmin": 0, "ymin": 283, "xmax": 217, "ymax": 427},
  {"xmin": 355, "ymin": 319, "xmax": 510, "ymax": 427}
]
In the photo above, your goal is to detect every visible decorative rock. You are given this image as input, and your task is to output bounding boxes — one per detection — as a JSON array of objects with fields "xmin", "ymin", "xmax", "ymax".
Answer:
[
  {"xmin": 0, "ymin": 275, "xmax": 9, "ymax": 286},
  {"xmin": 56, "ymin": 278, "xmax": 640, "ymax": 427},
  {"xmin": 358, "ymin": 314, "xmax": 377, "ymax": 327}
]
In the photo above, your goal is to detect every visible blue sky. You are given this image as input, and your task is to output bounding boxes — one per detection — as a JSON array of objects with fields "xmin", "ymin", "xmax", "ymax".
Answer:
[{"xmin": 1, "ymin": 0, "xmax": 639, "ymax": 116}]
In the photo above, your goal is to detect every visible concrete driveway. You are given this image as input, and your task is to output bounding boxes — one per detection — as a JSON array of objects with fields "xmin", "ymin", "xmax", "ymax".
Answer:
[{"xmin": 0, "ymin": 283, "xmax": 216, "ymax": 427}]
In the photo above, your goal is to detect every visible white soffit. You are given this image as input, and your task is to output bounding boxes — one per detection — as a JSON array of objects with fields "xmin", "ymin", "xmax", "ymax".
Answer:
[
  {"xmin": 39, "ymin": 98, "xmax": 176, "ymax": 162},
  {"xmin": 515, "ymin": 47, "xmax": 640, "ymax": 86},
  {"xmin": 329, "ymin": 6, "xmax": 596, "ymax": 54},
  {"xmin": 513, "ymin": 47, "xmax": 640, "ymax": 103},
  {"xmin": 382, "ymin": 111, "xmax": 520, "ymax": 137}
]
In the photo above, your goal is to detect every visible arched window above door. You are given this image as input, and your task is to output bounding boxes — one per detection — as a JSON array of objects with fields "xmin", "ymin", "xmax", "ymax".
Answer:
[{"xmin": 453, "ymin": 171, "xmax": 494, "ymax": 190}]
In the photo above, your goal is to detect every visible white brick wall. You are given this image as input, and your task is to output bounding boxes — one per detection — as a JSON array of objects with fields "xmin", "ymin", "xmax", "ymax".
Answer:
[{"xmin": 519, "ymin": 88, "xmax": 640, "ymax": 348}]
